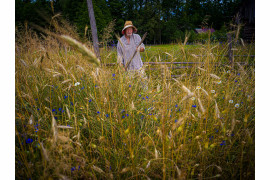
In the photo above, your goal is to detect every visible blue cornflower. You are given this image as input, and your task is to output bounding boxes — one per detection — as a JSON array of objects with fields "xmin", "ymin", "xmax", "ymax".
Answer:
[
  {"xmin": 78, "ymin": 166, "xmax": 81, "ymax": 170},
  {"xmin": 26, "ymin": 138, "xmax": 33, "ymax": 144},
  {"xmin": 113, "ymin": 78, "xmax": 115, "ymax": 80},
  {"xmin": 192, "ymin": 105, "xmax": 197, "ymax": 108},
  {"xmin": 122, "ymin": 115, "xmax": 125, "ymax": 119},
  {"xmin": 231, "ymin": 133, "xmax": 234, "ymax": 137},
  {"xmin": 146, "ymin": 96, "xmax": 149, "ymax": 99},
  {"xmin": 55, "ymin": 111, "xmax": 57, "ymax": 115},
  {"xmin": 149, "ymin": 113, "xmax": 152, "ymax": 115},
  {"xmin": 235, "ymin": 80, "xmax": 238, "ymax": 82},
  {"xmin": 220, "ymin": 140, "xmax": 226, "ymax": 146},
  {"xmin": 215, "ymin": 129, "xmax": 218, "ymax": 133},
  {"xmin": 175, "ymin": 119, "xmax": 178, "ymax": 123},
  {"xmin": 62, "ymin": 110, "xmax": 64, "ymax": 113},
  {"xmin": 95, "ymin": 85, "xmax": 97, "ymax": 88},
  {"xmin": 97, "ymin": 111, "xmax": 100, "ymax": 114},
  {"xmin": 126, "ymin": 114, "xmax": 129, "ymax": 117},
  {"xmin": 121, "ymin": 109, "xmax": 125, "ymax": 113},
  {"xmin": 37, "ymin": 108, "xmax": 40, "ymax": 111},
  {"xmin": 142, "ymin": 97, "xmax": 145, "ymax": 100},
  {"xmin": 81, "ymin": 87, "xmax": 84, "ymax": 90},
  {"xmin": 106, "ymin": 114, "xmax": 109, "ymax": 118},
  {"xmin": 129, "ymin": 85, "xmax": 131, "ymax": 87},
  {"xmin": 71, "ymin": 102, "xmax": 73, "ymax": 106},
  {"xmin": 52, "ymin": 109, "xmax": 56, "ymax": 112},
  {"xmin": 59, "ymin": 108, "xmax": 62, "ymax": 111},
  {"xmin": 175, "ymin": 104, "xmax": 178, "ymax": 108},
  {"xmin": 237, "ymin": 73, "xmax": 240, "ymax": 76},
  {"xmin": 209, "ymin": 136, "xmax": 214, "ymax": 140},
  {"xmin": 67, "ymin": 125, "xmax": 70, "ymax": 127},
  {"xmin": 55, "ymin": 117, "xmax": 57, "ymax": 119},
  {"xmin": 35, "ymin": 99, "xmax": 38, "ymax": 101},
  {"xmin": 112, "ymin": 74, "xmax": 115, "ymax": 77},
  {"xmin": 178, "ymin": 109, "xmax": 181, "ymax": 112},
  {"xmin": 139, "ymin": 94, "xmax": 141, "ymax": 97},
  {"xmin": 89, "ymin": 99, "xmax": 92, "ymax": 102},
  {"xmin": 71, "ymin": 167, "xmax": 76, "ymax": 172},
  {"xmin": 64, "ymin": 95, "xmax": 68, "ymax": 99}
]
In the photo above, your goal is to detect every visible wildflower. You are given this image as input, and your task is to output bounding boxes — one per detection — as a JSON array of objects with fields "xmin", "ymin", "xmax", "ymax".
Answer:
[
  {"xmin": 26, "ymin": 138, "xmax": 33, "ymax": 144},
  {"xmin": 146, "ymin": 96, "xmax": 149, "ymax": 99},
  {"xmin": 139, "ymin": 94, "xmax": 141, "ymax": 97},
  {"xmin": 74, "ymin": 82, "xmax": 80, "ymax": 86},
  {"xmin": 37, "ymin": 108, "xmax": 40, "ymax": 111},
  {"xmin": 220, "ymin": 140, "xmax": 226, "ymax": 146},
  {"xmin": 196, "ymin": 86, "xmax": 201, "ymax": 90},
  {"xmin": 126, "ymin": 114, "xmax": 129, "ymax": 117},
  {"xmin": 175, "ymin": 104, "xmax": 178, "ymax": 108},
  {"xmin": 211, "ymin": 90, "xmax": 215, "ymax": 94},
  {"xmin": 237, "ymin": 73, "xmax": 240, "ymax": 76},
  {"xmin": 64, "ymin": 95, "xmax": 68, "ymax": 99},
  {"xmin": 81, "ymin": 87, "xmax": 84, "ymax": 90},
  {"xmin": 89, "ymin": 99, "xmax": 92, "ymax": 102},
  {"xmin": 129, "ymin": 85, "xmax": 131, "ymax": 87},
  {"xmin": 95, "ymin": 85, "xmax": 97, "ymax": 88},
  {"xmin": 192, "ymin": 105, "xmax": 197, "ymax": 108},
  {"xmin": 35, "ymin": 98, "xmax": 38, "ymax": 101},
  {"xmin": 191, "ymin": 97, "xmax": 195, "ymax": 100},
  {"xmin": 229, "ymin": 100, "xmax": 233, "ymax": 104},
  {"xmin": 235, "ymin": 80, "xmax": 238, "ymax": 83},
  {"xmin": 113, "ymin": 78, "xmax": 115, "ymax": 80},
  {"xmin": 71, "ymin": 167, "xmax": 76, "ymax": 172},
  {"xmin": 106, "ymin": 114, "xmax": 109, "ymax": 118},
  {"xmin": 52, "ymin": 109, "xmax": 56, "ymax": 112},
  {"xmin": 142, "ymin": 97, "xmax": 145, "ymax": 100},
  {"xmin": 175, "ymin": 119, "xmax": 178, "ymax": 123},
  {"xmin": 97, "ymin": 111, "xmax": 100, "ymax": 114},
  {"xmin": 59, "ymin": 108, "xmax": 62, "ymax": 111},
  {"xmin": 55, "ymin": 117, "xmax": 57, "ymax": 119},
  {"xmin": 235, "ymin": 103, "xmax": 240, "ymax": 108},
  {"xmin": 226, "ymin": 70, "xmax": 230, "ymax": 73},
  {"xmin": 217, "ymin": 81, "xmax": 222, "ymax": 84},
  {"xmin": 121, "ymin": 109, "xmax": 125, "ymax": 113},
  {"xmin": 209, "ymin": 136, "xmax": 214, "ymax": 140},
  {"xmin": 231, "ymin": 133, "xmax": 234, "ymax": 137},
  {"xmin": 122, "ymin": 115, "xmax": 125, "ymax": 119},
  {"xmin": 112, "ymin": 74, "xmax": 115, "ymax": 77}
]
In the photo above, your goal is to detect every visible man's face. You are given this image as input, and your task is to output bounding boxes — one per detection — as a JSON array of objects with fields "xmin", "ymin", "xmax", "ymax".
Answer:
[{"xmin": 125, "ymin": 27, "xmax": 133, "ymax": 37}]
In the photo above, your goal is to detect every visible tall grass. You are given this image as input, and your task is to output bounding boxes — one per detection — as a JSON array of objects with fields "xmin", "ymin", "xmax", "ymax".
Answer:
[{"xmin": 15, "ymin": 21, "xmax": 255, "ymax": 179}]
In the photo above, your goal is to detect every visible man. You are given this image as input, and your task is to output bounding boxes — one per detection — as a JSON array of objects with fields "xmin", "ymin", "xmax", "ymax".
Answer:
[{"xmin": 117, "ymin": 21, "xmax": 145, "ymax": 71}]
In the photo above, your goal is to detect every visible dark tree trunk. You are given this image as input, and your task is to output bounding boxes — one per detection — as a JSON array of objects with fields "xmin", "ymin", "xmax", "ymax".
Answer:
[{"xmin": 86, "ymin": 0, "xmax": 101, "ymax": 61}]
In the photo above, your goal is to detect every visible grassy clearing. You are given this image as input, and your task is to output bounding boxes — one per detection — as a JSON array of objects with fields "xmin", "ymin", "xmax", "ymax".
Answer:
[{"xmin": 15, "ymin": 24, "xmax": 254, "ymax": 179}]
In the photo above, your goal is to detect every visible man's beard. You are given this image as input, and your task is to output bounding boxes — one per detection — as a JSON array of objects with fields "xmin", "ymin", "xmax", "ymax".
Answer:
[{"xmin": 126, "ymin": 33, "xmax": 132, "ymax": 37}]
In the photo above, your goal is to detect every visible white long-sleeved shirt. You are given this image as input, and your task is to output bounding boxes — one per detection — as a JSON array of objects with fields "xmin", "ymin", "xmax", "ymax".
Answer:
[{"xmin": 117, "ymin": 34, "xmax": 145, "ymax": 70}]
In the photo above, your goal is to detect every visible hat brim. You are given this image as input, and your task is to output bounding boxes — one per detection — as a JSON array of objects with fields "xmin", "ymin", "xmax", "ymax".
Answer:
[{"xmin": 122, "ymin": 25, "xmax": 137, "ymax": 35}]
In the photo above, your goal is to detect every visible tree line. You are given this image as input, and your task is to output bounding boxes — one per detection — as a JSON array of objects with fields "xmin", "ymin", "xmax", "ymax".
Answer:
[{"xmin": 16, "ymin": 0, "xmax": 241, "ymax": 44}]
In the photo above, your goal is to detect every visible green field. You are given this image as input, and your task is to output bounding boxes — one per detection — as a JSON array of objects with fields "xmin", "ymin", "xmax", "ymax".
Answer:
[{"xmin": 16, "ymin": 27, "xmax": 255, "ymax": 179}]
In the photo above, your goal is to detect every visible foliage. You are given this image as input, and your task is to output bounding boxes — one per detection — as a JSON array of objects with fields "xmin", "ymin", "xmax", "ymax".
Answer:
[{"xmin": 15, "ymin": 0, "xmax": 242, "ymax": 44}]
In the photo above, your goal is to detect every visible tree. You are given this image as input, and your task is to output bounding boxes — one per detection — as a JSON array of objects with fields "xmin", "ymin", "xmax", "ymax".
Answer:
[{"xmin": 86, "ymin": 0, "xmax": 100, "ymax": 60}]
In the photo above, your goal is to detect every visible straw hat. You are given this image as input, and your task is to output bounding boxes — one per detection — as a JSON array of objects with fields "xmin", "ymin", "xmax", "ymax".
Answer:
[{"xmin": 122, "ymin": 21, "xmax": 137, "ymax": 35}]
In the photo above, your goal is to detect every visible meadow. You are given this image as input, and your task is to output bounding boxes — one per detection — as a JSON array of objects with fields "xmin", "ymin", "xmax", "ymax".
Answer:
[{"xmin": 15, "ymin": 23, "xmax": 255, "ymax": 179}]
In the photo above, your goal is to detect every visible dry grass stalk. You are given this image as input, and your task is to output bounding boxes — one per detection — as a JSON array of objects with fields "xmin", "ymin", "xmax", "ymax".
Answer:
[
  {"xmin": 209, "ymin": 73, "xmax": 221, "ymax": 80},
  {"xmin": 197, "ymin": 97, "xmax": 205, "ymax": 113},
  {"xmin": 92, "ymin": 165, "xmax": 105, "ymax": 174},
  {"xmin": 214, "ymin": 100, "xmax": 220, "ymax": 119},
  {"xmin": 40, "ymin": 142, "xmax": 49, "ymax": 162},
  {"xmin": 57, "ymin": 62, "xmax": 68, "ymax": 75},
  {"xmin": 59, "ymin": 35, "xmax": 100, "ymax": 66}
]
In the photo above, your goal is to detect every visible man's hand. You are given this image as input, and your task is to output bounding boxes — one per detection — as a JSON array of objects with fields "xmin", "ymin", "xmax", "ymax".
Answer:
[{"xmin": 136, "ymin": 45, "xmax": 145, "ymax": 52}]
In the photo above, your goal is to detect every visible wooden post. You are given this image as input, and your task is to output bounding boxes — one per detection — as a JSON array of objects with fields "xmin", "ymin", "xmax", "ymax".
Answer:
[
  {"xmin": 86, "ymin": 0, "xmax": 101, "ymax": 61},
  {"xmin": 227, "ymin": 33, "xmax": 233, "ymax": 66}
]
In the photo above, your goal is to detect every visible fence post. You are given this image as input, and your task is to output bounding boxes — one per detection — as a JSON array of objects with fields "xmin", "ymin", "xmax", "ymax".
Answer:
[{"xmin": 227, "ymin": 33, "xmax": 233, "ymax": 66}]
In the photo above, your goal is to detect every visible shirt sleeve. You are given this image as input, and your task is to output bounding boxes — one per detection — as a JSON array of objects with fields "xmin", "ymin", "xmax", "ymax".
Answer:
[
  {"xmin": 134, "ymin": 34, "xmax": 145, "ymax": 50},
  {"xmin": 117, "ymin": 40, "xmax": 124, "ymax": 65}
]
